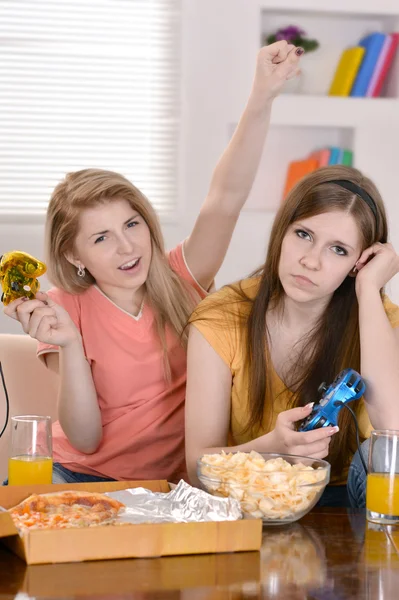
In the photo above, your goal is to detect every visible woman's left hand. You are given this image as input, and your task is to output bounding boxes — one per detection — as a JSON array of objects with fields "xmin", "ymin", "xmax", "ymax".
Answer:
[{"xmin": 355, "ymin": 242, "xmax": 399, "ymax": 293}]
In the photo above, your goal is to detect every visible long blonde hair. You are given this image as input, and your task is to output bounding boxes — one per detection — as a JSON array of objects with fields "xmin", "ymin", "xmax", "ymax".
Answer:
[{"xmin": 46, "ymin": 169, "xmax": 200, "ymax": 376}]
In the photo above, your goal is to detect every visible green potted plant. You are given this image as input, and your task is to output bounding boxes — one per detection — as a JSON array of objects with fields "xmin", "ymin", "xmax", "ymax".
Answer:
[{"xmin": 265, "ymin": 25, "xmax": 319, "ymax": 52}]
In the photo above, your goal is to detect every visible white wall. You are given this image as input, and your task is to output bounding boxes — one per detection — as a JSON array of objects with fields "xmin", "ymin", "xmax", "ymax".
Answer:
[{"xmin": 1, "ymin": 0, "xmax": 399, "ymax": 335}]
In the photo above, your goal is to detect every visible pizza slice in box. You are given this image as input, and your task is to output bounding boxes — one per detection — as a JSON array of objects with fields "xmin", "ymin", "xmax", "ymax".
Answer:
[{"xmin": 9, "ymin": 490, "xmax": 125, "ymax": 531}]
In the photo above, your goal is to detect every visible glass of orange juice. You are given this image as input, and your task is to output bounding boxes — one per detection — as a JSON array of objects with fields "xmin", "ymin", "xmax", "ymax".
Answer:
[
  {"xmin": 366, "ymin": 429, "xmax": 399, "ymax": 525},
  {"xmin": 8, "ymin": 415, "xmax": 53, "ymax": 485}
]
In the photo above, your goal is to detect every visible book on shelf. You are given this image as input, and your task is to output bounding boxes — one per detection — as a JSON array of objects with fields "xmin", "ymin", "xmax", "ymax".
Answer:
[
  {"xmin": 366, "ymin": 33, "xmax": 399, "ymax": 97},
  {"xmin": 328, "ymin": 30, "xmax": 398, "ymax": 99},
  {"xmin": 309, "ymin": 148, "xmax": 330, "ymax": 167},
  {"xmin": 342, "ymin": 149, "xmax": 353, "ymax": 167},
  {"xmin": 282, "ymin": 158, "xmax": 319, "ymax": 199},
  {"xmin": 328, "ymin": 47, "xmax": 365, "ymax": 97},
  {"xmin": 283, "ymin": 148, "xmax": 354, "ymax": 200},
  {"xmin": 350, "ymin": 32, "xmax": 387, "ymax": 97},
  {"xmin": 328, "ymin": 147, "xmax": 343, "ymax": 166}
]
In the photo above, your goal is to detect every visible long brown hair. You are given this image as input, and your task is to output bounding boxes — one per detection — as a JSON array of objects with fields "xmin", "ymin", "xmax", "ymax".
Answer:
[
  {"xmin": 45, "ymin": 169, "xmax": 200, "ymax": 377},
  {"xmin": 195, "ymin": 166, "xmax": 388, "ymax": 478}
]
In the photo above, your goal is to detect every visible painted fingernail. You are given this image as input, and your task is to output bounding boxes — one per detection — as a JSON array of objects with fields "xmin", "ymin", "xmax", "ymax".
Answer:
[
  {"xmin": 295, "ymin": 47, "xmax": 305, "ymax": 56},
  {"xmin": 330, "ymin": 426, "xmax": 339, "ymax": 434},
  {"xmin": 20, "ymin": 297, "xmax": 29, "ymax": 302},
  {"xmin": 303, "ymin": 402, "xmax": 314, "ymax": 411}
]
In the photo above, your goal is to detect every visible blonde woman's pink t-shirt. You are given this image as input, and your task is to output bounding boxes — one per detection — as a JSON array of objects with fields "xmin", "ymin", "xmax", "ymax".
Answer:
[{"xmin": 37, "ymin": 243, "xmax": 207, "ymax": 482}]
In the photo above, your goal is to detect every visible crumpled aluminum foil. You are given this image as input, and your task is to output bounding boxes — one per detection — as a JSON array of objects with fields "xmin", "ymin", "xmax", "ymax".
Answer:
[{"xmin": 106, "ymin": 480, "xmax": 242, "ymax": 524}]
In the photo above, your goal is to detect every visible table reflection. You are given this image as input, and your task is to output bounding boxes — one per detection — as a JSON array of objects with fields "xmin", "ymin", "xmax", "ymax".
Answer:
[
  {"xmin": 361, "ymin": 522, "xmax": 399, "ymax": 600},
  {"xmin": 260, "ymin": 523, "xmax": 327, "ymax": 592}
]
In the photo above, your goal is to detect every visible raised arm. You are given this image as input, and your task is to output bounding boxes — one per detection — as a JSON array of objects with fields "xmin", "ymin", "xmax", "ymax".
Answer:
[{"xmin": 184, "ymin": 42, "xmax": 303, "ymax": 290}]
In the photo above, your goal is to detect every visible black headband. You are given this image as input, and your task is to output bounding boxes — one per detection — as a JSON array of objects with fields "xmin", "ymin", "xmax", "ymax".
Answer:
[{"xmin": 328, "ymin": 179, "xmax": 378, "ymax": 227}]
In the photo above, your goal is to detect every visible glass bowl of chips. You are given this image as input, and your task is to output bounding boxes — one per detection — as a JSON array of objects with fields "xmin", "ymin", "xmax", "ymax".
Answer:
[{"xmin": 197, "ymin": 451, "xmax": 330, "ymax": 524}]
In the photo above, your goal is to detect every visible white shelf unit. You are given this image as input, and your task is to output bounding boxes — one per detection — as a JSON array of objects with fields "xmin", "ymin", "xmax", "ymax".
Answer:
[
  {"xmin": 244, "ymin": 2, "xmax": 399, "ymax": 212},
  {"xmin": 244, "ymin": 93, "xmax": 399, "ymax": 210},
  {"xmin": 261, "ymin": 5, "xmax": 399, "ymax": 97},
  {"xmin": 244, "ymin": 122, "xmax": 354, "ymax": 212},
  {"xmin": 260, "ymin": 0, "xmax": 399, "ymax": 17},
  {"xmin": 271, "ymin": 95, "xmax": 399, "ymax": 127},
  {"xmin": 182, "ymin": 0, "xmax": 399, "ymax": 297}
]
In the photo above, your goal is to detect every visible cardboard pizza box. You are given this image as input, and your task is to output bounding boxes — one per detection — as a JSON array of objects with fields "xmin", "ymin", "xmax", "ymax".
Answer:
[{"xmin": 0, "ymin": 480, "xmax": 262, "ymax": 565}]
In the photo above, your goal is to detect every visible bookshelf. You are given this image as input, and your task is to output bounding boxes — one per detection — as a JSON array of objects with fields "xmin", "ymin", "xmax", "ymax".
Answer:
[
  {"xmin": 260, "ymin": 0, "xmax": 399, "ymax": 17},
  {"xmin": 182, "ymin": 0, "xmax": 399, "ymax": 296},
  {"xmin": 261, "ymin": 5, "xmax": 399, "ymax": 97},
  {"xmin": 243, "ymin": 122, "xmax": 354, "ymax": 212},
  {"xmin": 244, "ymin": 1, "xmax": 399, "ymax": 210},
  {"xmin": 270, "ymin": 95, "xmax": 399, "ymax": 127}
]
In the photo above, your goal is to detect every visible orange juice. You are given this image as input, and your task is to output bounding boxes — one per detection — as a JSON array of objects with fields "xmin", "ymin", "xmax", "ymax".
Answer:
[
  {"xmin": 8, "ymin": 455, "xmax": 53, "ymax": 485},
  {"xmin": 366, "ymin": 473, "xmax": 399, "ymax": 516}
]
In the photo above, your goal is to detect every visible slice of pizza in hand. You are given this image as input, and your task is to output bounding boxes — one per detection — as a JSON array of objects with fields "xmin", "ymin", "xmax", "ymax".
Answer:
[{"xmin": 9, "ymin": 491, "xmax": 125, "ymax": 531}]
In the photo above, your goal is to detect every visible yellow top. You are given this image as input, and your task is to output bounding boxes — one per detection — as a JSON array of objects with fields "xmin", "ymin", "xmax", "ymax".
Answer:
[{"xmin": 190, "ymin": 278, "xmax": 399, "ymax": 485}]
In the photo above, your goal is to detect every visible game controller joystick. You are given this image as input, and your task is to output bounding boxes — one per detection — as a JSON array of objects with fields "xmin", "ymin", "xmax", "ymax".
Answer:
[{"xmin": 299, "ymin": 368, "xmax": 366, "ymax": 432}]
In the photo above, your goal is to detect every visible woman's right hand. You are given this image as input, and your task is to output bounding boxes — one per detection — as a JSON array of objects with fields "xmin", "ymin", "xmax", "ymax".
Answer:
[
  {"xmin": 252, "ymin": 41, "xmax": 304, "ymax": 102},
  {"xmin": 268, "ymin": 404, "xmax": 339, "ymax": 459},
  {"xmin": 4, "ymin": 291, "xmax": 80, "ymax": 348}
]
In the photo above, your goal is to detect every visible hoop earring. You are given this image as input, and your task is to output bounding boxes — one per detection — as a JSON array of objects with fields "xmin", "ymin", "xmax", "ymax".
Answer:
[{"xmin": 77, "ymin": 265, "xmax": 85, "ymax": 278}]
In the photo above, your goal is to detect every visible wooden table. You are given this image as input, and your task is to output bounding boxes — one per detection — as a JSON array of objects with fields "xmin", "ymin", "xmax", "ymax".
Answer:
[{"xmin": 1, "ymin": 508, "xmax": 399, "ymax": 599}]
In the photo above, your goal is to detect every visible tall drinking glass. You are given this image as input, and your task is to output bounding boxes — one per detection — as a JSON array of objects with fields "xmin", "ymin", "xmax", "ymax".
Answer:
[
  {"xmin": 8, "ymin": 415, "xmax": 53, "ymax": 485},
  {"xmin": 366, "ymin": 430, "xmax": 399, "ymax": 524}
]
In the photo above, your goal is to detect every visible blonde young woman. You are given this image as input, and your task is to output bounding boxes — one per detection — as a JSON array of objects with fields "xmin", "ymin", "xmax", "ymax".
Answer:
[
  {"xmin": 4, "ymin": 42, "xmax": 304, "ymax": 484},
  {"xmin": 185, "ymin": 165, "xmax": 399, "ymax": 507}
]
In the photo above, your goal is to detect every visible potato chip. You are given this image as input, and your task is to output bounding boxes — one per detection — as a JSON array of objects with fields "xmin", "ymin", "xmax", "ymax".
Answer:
[{"xmin": 199, "ymin": 451, "xmax": 328, "ymax": 521}]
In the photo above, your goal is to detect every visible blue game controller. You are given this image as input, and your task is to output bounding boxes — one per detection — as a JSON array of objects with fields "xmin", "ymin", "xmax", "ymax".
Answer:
[{"xmin": 299, "ymin": 368, "xmax": 366, "ymax": 431}]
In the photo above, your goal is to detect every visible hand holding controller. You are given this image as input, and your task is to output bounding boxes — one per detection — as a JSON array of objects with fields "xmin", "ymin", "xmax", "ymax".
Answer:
[{"xmin": 299, "ymin": 368, "xmax": 366, "ymax": 432}]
